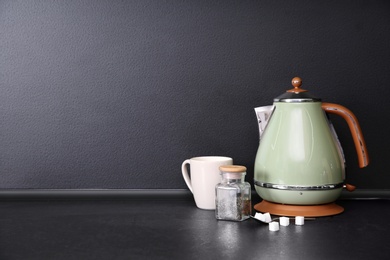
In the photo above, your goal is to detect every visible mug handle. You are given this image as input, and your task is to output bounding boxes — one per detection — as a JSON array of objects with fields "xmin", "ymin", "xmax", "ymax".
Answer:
[{"xmin": 181, "ymin": 159, "xmax": 193, "ymax": 193}]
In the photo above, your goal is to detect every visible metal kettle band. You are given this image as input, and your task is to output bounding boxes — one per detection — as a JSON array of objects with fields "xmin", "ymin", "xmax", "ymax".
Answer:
[{"xmin": 254, "ymin": 181, "xmax": 344, "ymax": 191}]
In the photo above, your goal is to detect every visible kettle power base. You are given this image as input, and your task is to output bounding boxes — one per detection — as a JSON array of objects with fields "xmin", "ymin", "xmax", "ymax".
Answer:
[{"xmin": 254, "ymin": 200, "xmax": 344, "ymax": 217}]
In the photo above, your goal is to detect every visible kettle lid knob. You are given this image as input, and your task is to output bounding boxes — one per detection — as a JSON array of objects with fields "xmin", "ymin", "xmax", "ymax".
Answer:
[
  {"xmin": 287, "ymin": 77, "xmax": 307, "ymax": 93},
  {"xmin": 292, "ymin": 77, "xmax": 302, "ymax": 88}
]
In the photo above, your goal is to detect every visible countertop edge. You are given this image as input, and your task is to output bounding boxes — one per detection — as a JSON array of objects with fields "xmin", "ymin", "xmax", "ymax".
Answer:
[
  {"xmin": 0, "ymin": 189, "xmax": 193, "ymax": 200},
  {"xmin": 0, "ymin": 189, "xmax": 389, "ymax": 200}
]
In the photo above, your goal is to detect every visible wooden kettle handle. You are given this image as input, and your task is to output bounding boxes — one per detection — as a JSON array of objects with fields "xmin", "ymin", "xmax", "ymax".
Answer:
[{"xmin": 322, "ymin": 103, "xmax": 369, "ymax": 168}]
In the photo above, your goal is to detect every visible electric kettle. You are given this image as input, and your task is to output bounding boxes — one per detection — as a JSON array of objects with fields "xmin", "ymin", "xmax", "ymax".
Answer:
[{"xmin": 254, "ymin": 77, "xmax": 369, "ymax": 206}]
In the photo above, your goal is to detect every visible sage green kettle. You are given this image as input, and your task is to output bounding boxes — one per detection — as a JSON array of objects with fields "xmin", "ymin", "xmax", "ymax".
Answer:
[{"xmin": 254, "ymin": 77, "xmax": 369, "ymax": 205}]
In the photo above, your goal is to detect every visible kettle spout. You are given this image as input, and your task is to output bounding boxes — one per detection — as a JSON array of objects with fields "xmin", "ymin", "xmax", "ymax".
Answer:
[{"xmin": 254, "ymin": 105, "xmax": 274, "ymax": 139}]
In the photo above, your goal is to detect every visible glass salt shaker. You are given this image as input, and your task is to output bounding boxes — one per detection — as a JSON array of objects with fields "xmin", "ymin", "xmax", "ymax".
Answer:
[{"xmin": 215, "ymin": 165, "xmax": 252, "ymax": 221}]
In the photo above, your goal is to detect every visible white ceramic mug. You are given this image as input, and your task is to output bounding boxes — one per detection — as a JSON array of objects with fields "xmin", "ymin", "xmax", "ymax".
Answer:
[{"xmin": 181, "ymin": 156, "xmax": 233, "ymax": 210}]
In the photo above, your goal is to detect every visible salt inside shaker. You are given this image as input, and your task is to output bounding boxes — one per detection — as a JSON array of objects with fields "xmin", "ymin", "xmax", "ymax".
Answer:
[{"xmin": 215, "ymin": 165, "xmax": 251, "ymax": 221}]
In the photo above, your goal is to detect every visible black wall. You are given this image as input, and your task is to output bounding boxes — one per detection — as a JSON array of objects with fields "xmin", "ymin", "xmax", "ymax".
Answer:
[{"xmin": 0, "ymin": 0, "xmax": 389, "ymax": 190}]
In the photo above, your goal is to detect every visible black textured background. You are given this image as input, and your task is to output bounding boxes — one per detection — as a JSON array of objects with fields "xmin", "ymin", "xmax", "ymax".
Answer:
[{"xmin": 0, "ymin": 0, "xmax": 389, "ymax": 189}]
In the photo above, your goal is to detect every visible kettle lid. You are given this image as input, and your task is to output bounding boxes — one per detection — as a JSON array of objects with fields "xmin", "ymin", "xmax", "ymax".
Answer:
[{"xmin": 274, "ymin": 77, "xmax": 321, "ymax": 102}]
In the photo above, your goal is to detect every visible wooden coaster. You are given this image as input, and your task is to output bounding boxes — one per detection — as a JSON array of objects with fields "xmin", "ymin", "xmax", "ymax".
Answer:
[{"xmin": 254, "ymin": 200, "xmax": 344, "ymax": 217}]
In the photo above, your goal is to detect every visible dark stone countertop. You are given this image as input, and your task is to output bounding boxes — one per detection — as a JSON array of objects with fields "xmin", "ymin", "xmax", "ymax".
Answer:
[{"xmin": 0, "ymin": 192, "xmax": 389, "ymax": 259}]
